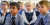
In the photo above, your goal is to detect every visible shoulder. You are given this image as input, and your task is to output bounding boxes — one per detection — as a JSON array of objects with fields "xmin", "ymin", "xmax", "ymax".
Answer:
[
  {"xmin": 5, "ymin": 12, "xmax": 10, "ymax": 17},
  {"xmin": 47, "ymin": 13, "xmax": 50, "ymax": 17},
  {"xmin": 18, "ymin": 14, "xmax": 22, "ymax": 18},
  {"xmin": 18, "ymin": 14, "xmax": 23, "ymax": 20},
  {"xmin": 45, "ymin": 13, "xmax": 50, "ymax": 20},
  {"xmin": 6, "ymin": 13, "xmax": 11, "ymax": 18}
]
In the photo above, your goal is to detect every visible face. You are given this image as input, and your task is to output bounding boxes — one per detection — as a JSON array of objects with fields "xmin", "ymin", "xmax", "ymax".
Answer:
[
  {"xmin": 1, "ymin": 2, "xmax": 9, "ymax": 11},
  {"xmin": 37, "ymin": 6, "xmax": 39, "ymax": 10},
  {"xmin": 33, "ymin": 4, "xmax": 35, "ymax": 8},
  {"xmin": 10, "ymin": 6, "xmax": 19, "ymax": 15},
  {"xmin": 38, "ymin": 5, "xmax": 48, "ymax": 14},
  {"xmin": 25, "ymin": 3, "xmax": 33, "ymax": 11},
  {"xmin": 20, "ymin": 4, "xmax": 24, "ymax": 9}
]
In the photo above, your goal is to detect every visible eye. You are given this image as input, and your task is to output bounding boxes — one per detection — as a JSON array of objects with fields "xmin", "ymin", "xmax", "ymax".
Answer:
[
  {"xmin": 41, "ymin": 6, "xmax": 44, "ymax": 8},
  {"xmin": 1, "ymin": 4, "xmax": 7, "ymax": 6},
  {"xmin": 39, "ymin": 7, "xmax": 40, "ymax": 8},
  {"xmin": 13, "ymin": 7, "xmax": 15, "ymax": 9},
  {"xmin": 29, "ymin": 6, "xmax": 31, "ymax": 7}
]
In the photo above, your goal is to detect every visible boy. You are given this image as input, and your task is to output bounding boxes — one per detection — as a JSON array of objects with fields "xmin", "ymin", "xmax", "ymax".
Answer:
[
  {"xmin": 4, "ymin": 2, "xmax": 24, "ymax": 25},
  {"xmin": 34, "ymin": 1, "xmax": 50, "ymax": 25},
  {"xmin": 18, "ymin": 2, "xmax": 25, "ymax": 15},
  {"xmin": 0, "ymin": 1, "xmax": 10, "ymax": 25},
  {"xmin": 1, "ymin": 1, "xmax": 10, "ymax": 16},
  {"xmin": 22, "ymin": 2, "xmax": 37, "ymax": 25}
]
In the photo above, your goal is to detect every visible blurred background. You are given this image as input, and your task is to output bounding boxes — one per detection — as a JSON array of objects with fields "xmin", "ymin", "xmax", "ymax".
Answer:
[{"xmin": 0, "ymin": 0, "xmax": 50, "ymax": 8}]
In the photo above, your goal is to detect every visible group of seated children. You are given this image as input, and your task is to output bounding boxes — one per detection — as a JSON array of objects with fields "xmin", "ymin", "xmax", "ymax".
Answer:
[{"xmin": 0, "ymin": 0, "xmax": 50, "ymax": 25}]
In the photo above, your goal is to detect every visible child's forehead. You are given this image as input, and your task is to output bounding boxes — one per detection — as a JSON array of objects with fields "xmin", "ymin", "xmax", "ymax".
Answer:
[
  {"xmin": 39, "ymin": 4, "xmax": 46, "ymax": 7},
  {"xmin": 26, "ymin": 3, "xmax": 33, "ymax": 6},
  {"xmin": 10, "ymin": 6, "xmax": 17, "ymax": 7}
]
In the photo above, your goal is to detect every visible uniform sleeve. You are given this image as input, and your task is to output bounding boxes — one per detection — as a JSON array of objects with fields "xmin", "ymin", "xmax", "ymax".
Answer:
[
  {"xmin": 4, "ymin": 15, "xmax": 10, "ymax": 25},
  {"xmin": 19, "ymin": 15, "xmax": 24, "ymax": 25},
  {"xmin": 0, "ymin": 15, "xmax": 5, "ymax": 23}
]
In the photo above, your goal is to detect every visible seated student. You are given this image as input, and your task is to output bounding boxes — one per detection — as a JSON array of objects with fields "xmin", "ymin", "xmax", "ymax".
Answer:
[
  {"xmin": 0, "ymin": 1, "xmax": 10, "ymax": 25},
  {"xmin": 22, "ymin": 2, "xmax": 37, "ymax": 25},
  {"xmin": 18, "ymin": 2, "xmax": 25, "ymax": 15},
  {"xmin": 36, "ymin": 4, "xmax": 40, "ymax": 18},
  {"xmin": 4, "ymin": 2, "xmax": 24, "ymax": 25},
  {"xmin": 34, "ymin": 1, "xmax": 50, "ymax": 25},
  {"xmin": 1, "ymin": 1, "xmax": 10, "ymax": 16}
]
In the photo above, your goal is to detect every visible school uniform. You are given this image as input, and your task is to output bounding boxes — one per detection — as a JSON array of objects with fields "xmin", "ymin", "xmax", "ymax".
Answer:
[
  {"xmin": 34, "ymin": 11, "xmax": 50, "ymax": 25},
  {"xmin": 36, "ymin": 11, "xmax": 40, "ymax": 18},
  {"xmin": 22, "ymin": 10, "xmax": 37, "ymax": 25},
  {"xmin": 0, "ymin": 12, "xmax": 5, "ymax": 25},
  {"xmin": 4, "ymin": 13, "xmax": 24, "ymax": 25},
  {"xmin": 0, "ymin": 12, "xmax": 10, "ymax": 25}
]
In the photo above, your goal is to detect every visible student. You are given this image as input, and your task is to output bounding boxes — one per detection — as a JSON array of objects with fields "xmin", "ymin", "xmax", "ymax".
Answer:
[
  {"xmin": 36, "ymin": 4, "xmax": 40, "ymax": 18},
  {"xmin": 0, "ymin": 1, "xmax": 10, "ymax": 25},
  {"xmin": 4, "ymin": 2, "xmax": 24, "ymax": 25},
  {"xmin": 22, "ymin": 2, "xmax": 37, "ymax": 25},
  {"xmin": 1, "ymin": 1, "xmax": 10, "ymax": 16},
  {"xmin": 18, "ymin": 2, "xmax": 25, "ymax": 15},
  {"xmin": 34, "ymin": 1, "xmax": 50, "ymax": 25}
]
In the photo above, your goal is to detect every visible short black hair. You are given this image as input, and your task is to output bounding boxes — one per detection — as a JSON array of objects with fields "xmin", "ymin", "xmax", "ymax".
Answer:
[{"xmin": 10, "ymin": 2, "xmax": 20, "ymax": 9}]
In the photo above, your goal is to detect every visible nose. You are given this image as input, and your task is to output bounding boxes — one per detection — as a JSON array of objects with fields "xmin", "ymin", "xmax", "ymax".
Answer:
[
  {"xmin": 27, "ymin": 6, "xmax": 30, "ymax": 9},
  {"xmin": 10, "ymin": 8, "xmax": 13, "ymax": 11}
]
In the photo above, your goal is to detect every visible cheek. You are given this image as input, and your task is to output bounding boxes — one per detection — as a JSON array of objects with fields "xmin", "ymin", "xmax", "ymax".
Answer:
[
  {"xmin": 20, "ymin": 7, "xmax": 23, "ymax": 9},
  {"xmin": 5, "ymin": 6, "xmax": 8, "ymax": 8},
  {"xmin": 1, "ymin": 6, "xmax": 5, "ymax": 9},
  {"xmin": 10, "ymin": 10, "xmax": 12, "ymax": 13},
  {"xmin": 14, "ymin": 9, "xmax": 17, "ymax": 13},
  {"xmin": 43, "ymin": 8, "xmax": 47, "ymax": 12},
  {"xmin": 31, "ymin": 7, "xmax": 33, "ymax": 10}
]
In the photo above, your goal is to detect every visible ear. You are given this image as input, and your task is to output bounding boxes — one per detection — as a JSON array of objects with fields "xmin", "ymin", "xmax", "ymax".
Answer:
[
  {"xmin": 17, "ymin": 9, "xmax": 19, "ymax": 12},
  {"xmin": 47, "ymin": 7, "xmax": 49, "ymax": 11}
]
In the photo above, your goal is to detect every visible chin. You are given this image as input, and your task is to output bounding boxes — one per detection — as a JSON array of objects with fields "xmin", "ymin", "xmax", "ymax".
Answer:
[{"xmin": 40, "ymin": 12, "xmax": 42, "ymax": 14}]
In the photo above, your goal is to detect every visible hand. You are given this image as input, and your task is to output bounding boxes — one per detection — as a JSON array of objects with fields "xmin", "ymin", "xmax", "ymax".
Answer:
[
  {"xmin": 28, "ymin": 23, "xmax": 30, "ymax": 25},
  {"xmin": 3, "ymin": 10, "xmax": 6, "ymax": 16}
]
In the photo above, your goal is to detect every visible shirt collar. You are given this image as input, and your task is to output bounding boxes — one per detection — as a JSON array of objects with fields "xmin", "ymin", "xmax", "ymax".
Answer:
[
  {"xmin": 25, "ymin": 9, "xmax": 34, "ymax": 13},
  {"xmin": 11, "ymin": 13, "xmax": 18, "ymax": 18},
  {"xmin": 40, "ymin": 11, "xmax": 49, "ymax": 18}
]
